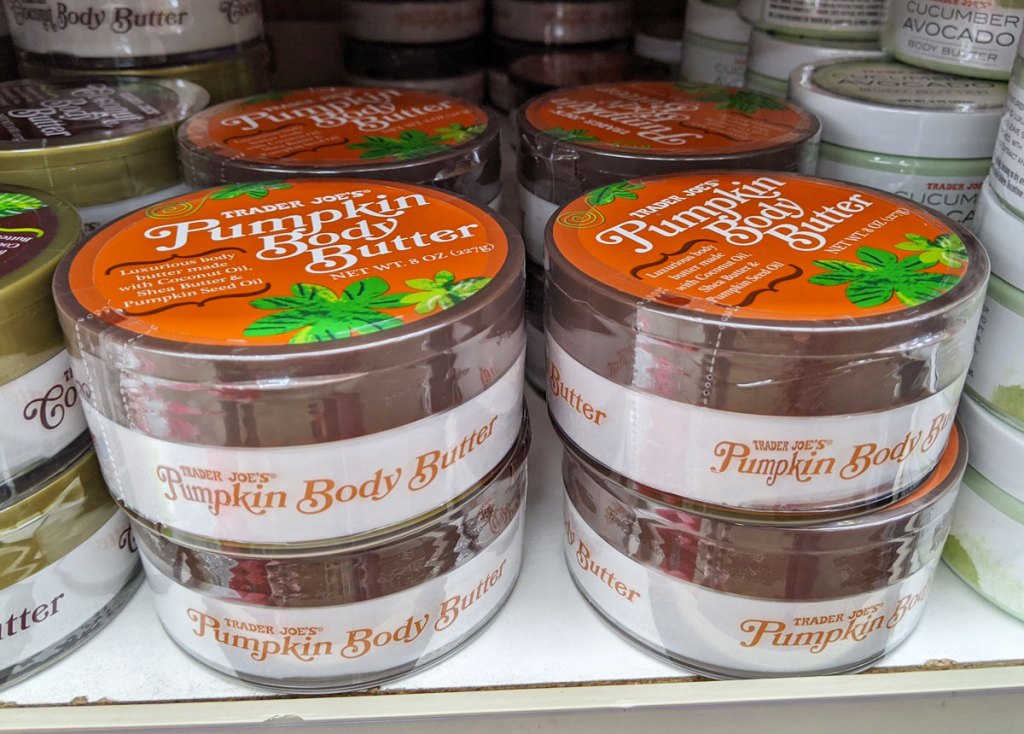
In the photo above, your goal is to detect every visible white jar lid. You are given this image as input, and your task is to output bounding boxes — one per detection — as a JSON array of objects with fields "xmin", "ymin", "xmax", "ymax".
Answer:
[
  {"xmin": 973, "ymin": 179, "xmax": 1024, "ymax": 292},
  {"xmin": 958, "ymin": 394, "xmax": 1024, "ymax": 504},
  {"xmin": 746, "ymin": 29, "xmax": 881, "ymax": 82},
  {"xmin": 790, "ymin": 59, "xmax": 1006, "ymax": 158},
  {"xmin": 685, "ymin": 0, "xmax": 752, "ymax": 44}
]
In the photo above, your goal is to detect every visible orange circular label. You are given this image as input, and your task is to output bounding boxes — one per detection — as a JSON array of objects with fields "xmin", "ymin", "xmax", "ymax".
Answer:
[
  {"xmin": 67, "ymin": 180, "xmax": 508, "ymax": 346},
  {"xmin": 183, "ymin": 88, "xmax": 490, "ymax": 165},
  {"xmin": 524, "ymin": 82, "xmax": 816, "ymax": 155},
  {"xmin": 551, "ymin": 173, "xmax": 971, "ymax": 321}
]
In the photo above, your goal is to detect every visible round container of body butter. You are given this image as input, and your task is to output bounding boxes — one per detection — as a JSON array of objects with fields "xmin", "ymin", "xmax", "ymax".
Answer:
[
  {"xmin": 563, "ymin": 424, "xmax": 965, "ymax": 678},
  {"xmin": 517, "ymin": 81, "xmax": 819, "ymax": 262},
  {"xmin": 882, "ymin": 0, "xmax": 1024, "ymax": 80},
  {"xmin": 791, "ymin": 60, "xmax": 1006, "ymax": 225},
  {"xmin": 681, "ymin": 0, "xmax": 752, "ymax": 87},
  {"xmin": 507, "ymin": 51, "xmax": 673, "ymax": 115},
  {"xmin": 133, "ymin": 425, "xmax": 528, "ymax": 692},
  {"xmin": 54, "ymin": 178, "xmax": 526, "ymax": 548},
  {"xmin": 744, "ymin": 29, "xmax": 883, "ymax": 98},
  {"xmin": 957, "ymin": 394, "xmax": 1024, "ymax": 502},
  {"xmin": 634, "ymin": 17, "xmax": 684, "ymax": 69},
  {"xmin": 18, "ymin": 44, "xmax": 273, "ymax": 105},
  {"xmin": 492, "ymin": 0, "xmax": 633, "ymax": 45},
  {"xmin": 341, "ymin": 37, "xmax": 487, "ymax": 103},
  {"xmin": 546, "ymin": 170, "xmax": 987, "ymax": 514},
  {"xmin": 965, "ymin": 275, "xmax": 1024, "ymax": 428},
  {"xmin": 972, "ymin": 180, "xmax": 1024, "ymax": 291},
  {"xmin": 179, "ymin": 87, "xmax": 500, "ymax": 206},
  {"xmin": 0, "ymin": 78, "xmax": 208, "ymax": 230},
  {"xmin": 340, "ymin": 0, "xmax": 485, "ymax": 44},
  {"xmin": 4, "ymin": 0, "xmax": 264, "ymax": 70},
  {"xmin": 986, "ymin": 55, "xmax": 1024, "ymax": 220},
  {"xmin": 0, "ymin": 441, "xmax": 141, "ymax": 688},
  {"xmin": 0, "ymin": 186, "xmax": 87, "ymax": 488},
  {"xmin": 737, "ymin": 0, "xmax": 885, "ymax": 39}
]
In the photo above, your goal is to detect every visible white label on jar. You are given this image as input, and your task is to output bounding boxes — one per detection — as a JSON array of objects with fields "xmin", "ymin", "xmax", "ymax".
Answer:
[
  {"xmin": 518, "ymin": 184, "xmax": 559, "ymax": 265},
  {"xmin": 144, "ymin": 510, "xmax": 523, "ymax": 684},
  {"xmin": 816, "ymin": 157, "xmax": 985, "ymax": 225},
  {"xmin": 4, "ymin": 0, "xmax": 264, "ymax": 60},
  {"xmin": 87, "ymin": 355, "xmax": 524, "ymax": 544},
  {"xmin": 0, "ymin": 512, "xmax": 138, "ymax": 673},
  {"xmin": 990, "ymin": 80, "xmax": 1024, "ymax": 217},
  {"xmin": 564, "ymin": 501, "xmax": 935, "ymax": 676},
  {"xmin": 342, "ymin": 1, "xmax": 484, "ymax": 44},
  {"xmin": 886, "ymin": 0, "xmax": 1022, "ymax": 75},
  {"xmin": 680, "ymin": 36, "xmax": 748, "ymax": 88},
  {"xmin": 80, "ymin": 182, "xmax": 193, "ymax": 233},
  {"xmin": 967, "ymin": 296, "xmax": 1024, "ymax": 412},
  {"xmin": 743, "ymin": 0, "xmax": 884, "ymax": 33},
  {"xmin": 493, "ymin": 0, "xmax": 631, "ymax": 44},
  {"xmin": 947, "ymin": 481, "xmax": 1024, "ymax": 615},
  {"xmin": 548, "ymin": 338, "xmax": 961, "ymax": 511},
  {"xmin": 0, "ymin": 350, "xmax": 86, "ymax": 482}
]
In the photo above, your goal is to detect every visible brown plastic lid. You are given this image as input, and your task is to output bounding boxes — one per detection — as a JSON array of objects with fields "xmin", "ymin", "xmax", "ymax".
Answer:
[
  {"xmin": 517, "ymin": 81, "xmax": 819, "ymax": 205},
  {"xmin": 564, "ymin": 421, "xmax": 965, "ymax": 600},
  {"xmin": 508, "ymin": 51, "xmax": 672, "ymax": 109},
  {"xmin": 54, "ymin": 178, "xmax": 525, "ymax": 446},
  {"xmin": 179, "ymin": 87, "xmax": 500, "ymax": 204},
  {"xmin": 133, "ymin": 425, "xmax": 528, "ymax": 602},
  {"xmin": 545, "ymin": 170, "xmax": 988, "ymax": 415}
]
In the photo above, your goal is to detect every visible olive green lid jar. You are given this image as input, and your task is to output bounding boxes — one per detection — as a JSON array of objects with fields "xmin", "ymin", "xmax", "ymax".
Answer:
[
  {"xmin": 0, "ymin": 185, "xmax": 86, "ymax": 487},
  {"xmin": 0, "ymin": 442, "xmax": 140, "ymax": 688},
  {"xmin": 0, "ymin": 78, "xmax": 209, "ymax": 229}
]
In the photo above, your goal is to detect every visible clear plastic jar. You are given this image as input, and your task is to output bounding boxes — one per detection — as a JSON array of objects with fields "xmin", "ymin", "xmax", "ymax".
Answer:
[
  {"xmin": 3, "ymin": 0, "xmax": 264, "ymax": 70},
  {"xmin": 134, "ymin": 428, "xmax": 528, "ymax": 692},
  {"xmin": 0, "ymin": 441, "xmax": 141, "ymax": 688},
  {"xmin": 563, "ymin": 426, "xmax": 965, "ymax": 677},
  {"xmin": 54, "ymin": 178, "xmax": 526, "ymax": 548},
  {"xmin": 178, "ymin": 87, "xmax": 501, "ymax": 206},
  {"xmin": 546, "ymin": 171, "xmax": 986, "ymax": 514}
]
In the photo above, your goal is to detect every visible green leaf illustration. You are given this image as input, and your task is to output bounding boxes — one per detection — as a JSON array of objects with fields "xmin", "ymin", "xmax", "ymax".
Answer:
[
  {"xmin": 244, "ymin": 278, "xmax": 413, "ymax": 343},
  {"xmin": 676, "ymin": 83, "xmax": 787, "ymax": 114},
  {"xmin": 210, "ymin": 182, "xmax": 294, "ymax": 200},
  {"xmin": 435, "ymin": 123, "xmax": 486, "ymax": 142},
  {"xmin": 348, "ymin": 130, "xmax": 446, "ymax": 160},
  {"xmin": 585, "ymin": 181, "xmax": 645, "ymax": 207},
  {"xmin": 544, "ymin": 127, "xmax": 599, "ymax": 142},
  {"xmin": 400, "ymin": 270, "xmax": 492, "ymax": 314},
  {"xmin": 0, "ymin": 193, "xmax": 46, "ymax": 219},
  {"xmin": 894, "ymin": 232, "xmax": 969, "ymax": 268},
  {"xmin": 809, "ymin": 246, "xmax": 961, "ymax": 308}
]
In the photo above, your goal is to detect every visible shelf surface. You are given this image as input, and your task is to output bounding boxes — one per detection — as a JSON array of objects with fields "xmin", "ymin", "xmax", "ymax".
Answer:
[{"xmin": 3, "ymin": 389, "xmax": 1024, "ymax": 711}]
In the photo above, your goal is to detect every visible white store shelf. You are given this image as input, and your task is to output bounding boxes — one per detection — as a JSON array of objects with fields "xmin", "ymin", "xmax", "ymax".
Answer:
[{"xmin": 3, "ymin": 389, "xmax": 1024, "ymax": 733}]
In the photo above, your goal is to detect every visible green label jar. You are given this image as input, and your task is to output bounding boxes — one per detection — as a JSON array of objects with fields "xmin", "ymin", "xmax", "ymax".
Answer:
[
  {"xmin": 791, "ymin": 60, "xmax": 1006, "ymax": 224},
  {"xmin": 883, "ymin": 0, "xmax": 1024, "ymax": 80}
]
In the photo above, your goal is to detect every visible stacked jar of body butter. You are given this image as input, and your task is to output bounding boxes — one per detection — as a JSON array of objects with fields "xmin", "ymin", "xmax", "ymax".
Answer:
[
  {"xmin": 736, "ymin": 0, "xmax": 882, "ymax": 96},
  {"xmin": 0, "ymin": 77, "xmax": 208, "ymax": 231},
  {"xmin": 546, "ymin": 170, "xmax": 988, "ymax": 677},
  {"xmin": 339, "ymin": 0, "xmax": 487, "ymax": 102},
  {"xmin": 0, "ymin": 184, "xmax": 140, "ymax": 688},
  {"xmin": 681, "ymin": 0, "xmax": 751, "ymax": 87},
  {"xmin": 52, "ymin": 177, "xmax": 529, "ymax": 692},
  {"xmin": 488, "ymin": 0, "xmax": 634, "ymax": 113},
  {"xmin": 4, "ymin": 0, "xmax": 270, "ymax": 103},
  {"xmin": 515, "ymin": 80, "xmax": 821, "ymax": 388},
  {"xmin": 944, "ymin": 42, "xmax": 1024, "ymax": 618}
]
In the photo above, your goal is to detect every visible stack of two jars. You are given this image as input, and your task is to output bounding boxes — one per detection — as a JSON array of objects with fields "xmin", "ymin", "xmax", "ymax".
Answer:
[
  {"xmin": 50, "ymin": 166, "xmax": 529, "ymax": 691},
  {"xmin": 544, "ymin": 162, "xmax": 990, "ymax": 677}
]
